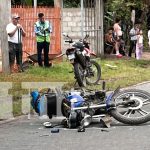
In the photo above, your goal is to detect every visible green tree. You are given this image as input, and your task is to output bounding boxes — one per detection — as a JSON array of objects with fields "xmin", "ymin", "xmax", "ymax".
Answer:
[
  {"xmin": 63, "ymin": 0, "xmax": 80, "ymax": 8},
  {"xmin": 11, "ymin": 0, "xmax": 54, "ymax": 6}
]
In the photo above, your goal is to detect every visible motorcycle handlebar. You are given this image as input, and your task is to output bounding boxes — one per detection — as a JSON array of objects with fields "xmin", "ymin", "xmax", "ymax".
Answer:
[
  {"xmin": 79, "ymin": 34, "xmax": 90, "ymax": 42},
  {"xmin": 64, "ymin": 34, "xmax": 90, "ymax": 45},
  {"xmin": 65, "ymin": 40, "xmax": 73, "ymax": 43}
]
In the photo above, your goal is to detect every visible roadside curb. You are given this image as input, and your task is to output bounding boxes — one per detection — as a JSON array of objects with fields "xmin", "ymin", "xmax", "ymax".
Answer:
[
  {"xmin": 123, "ymin": 81, "xmax": 150, "ymax": 90},
  {"xmin": 131, "ymin": 81, "xmax": 150, "ymax": 87},
  {"xmin": 0, "ymin": 115, "xmax": 27, "ymax": 125}
]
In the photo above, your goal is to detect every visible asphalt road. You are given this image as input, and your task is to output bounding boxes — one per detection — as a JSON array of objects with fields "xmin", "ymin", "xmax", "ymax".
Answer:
[
  {"xmin": 0, "ymin": 81, "xmax": 150, "ymax": 150},
  {"xmin": 0, "ymin": 116, "xmax": 150, "ymax": 150}
]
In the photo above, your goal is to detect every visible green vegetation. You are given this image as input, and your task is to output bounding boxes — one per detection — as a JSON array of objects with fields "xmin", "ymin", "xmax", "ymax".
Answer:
[{"xmin": 0, "ymin": 58, "xmax": 150, "ymax": 90}]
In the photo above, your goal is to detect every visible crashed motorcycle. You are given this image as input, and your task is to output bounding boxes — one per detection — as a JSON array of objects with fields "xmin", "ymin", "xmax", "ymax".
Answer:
[
  {"xmin": 31, "ymin": 84, "xmax": 150, "ymax": 129},
  {"xmin": 63, "ymin": 33, "xmax": 101, "ymax": 87}
]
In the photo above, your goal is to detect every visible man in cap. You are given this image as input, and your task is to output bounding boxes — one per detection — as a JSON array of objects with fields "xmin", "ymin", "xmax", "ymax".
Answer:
[
  {"xmin": 6, "ymin": 14, "xmax": 26, "ymax": 73},
  {"xmin": 34, "ymin": 13, "xmax": 52, "ymax": 67}
]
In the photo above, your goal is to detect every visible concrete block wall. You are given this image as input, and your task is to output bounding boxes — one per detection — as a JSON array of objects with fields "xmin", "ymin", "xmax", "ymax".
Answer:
[
  {"xmin": 62, "ymin": 8, "xmax": 95, "ymax": 53},
  {"xmin": 62, "ymin": 8, "xmax": 83, "ymax": 38}
]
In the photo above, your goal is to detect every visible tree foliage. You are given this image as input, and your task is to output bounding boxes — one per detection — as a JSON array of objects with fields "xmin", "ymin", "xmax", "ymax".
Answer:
[
  {"xmin": 105, "ymin": 0, "xmax": 144, "ymax": 21},
  {"xmin": 104, "ymin": 0, "xmax": 149, "ymax": 31},
  {"xmin": 63, "ymin": 0, "xmax": 80, "ymax": 8},
  {"xmin": 11, "ymin": 0, "xmax": 54, "ymax": 6}
]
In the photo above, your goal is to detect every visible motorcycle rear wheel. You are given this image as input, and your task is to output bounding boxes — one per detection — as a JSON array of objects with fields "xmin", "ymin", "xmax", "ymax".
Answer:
[{"xmin": 110, "ymin": 89, "xmax": 150, "ymax": 125}]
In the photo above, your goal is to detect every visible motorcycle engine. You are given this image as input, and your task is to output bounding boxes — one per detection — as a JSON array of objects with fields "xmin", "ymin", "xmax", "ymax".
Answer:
[{"xmin": 61, "ymin": 92, "xmax": 85, "ymax": 128}]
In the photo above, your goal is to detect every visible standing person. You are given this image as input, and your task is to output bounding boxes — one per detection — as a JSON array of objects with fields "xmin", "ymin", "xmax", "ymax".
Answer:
[
  {"xmin": 128, "ymin": 25, "xmax": 137, "ymax": 57},
  {"xmin": 34, "ymin": 13, "xmax": 52, "ymax": 67},
  {"xmin": 6, "ymin": 14, "xmax": 26, "ymax": 73},
  {"xmin": 113, "ymin": 18, "xmax": 123, "ymax": 58},
  {"xmin": 136, "ymin": 30, "xmax": 143, "ymax": 60},
  {"xmin": 148, "ymin": 26, "xmax": 150, "ymax": 48}
]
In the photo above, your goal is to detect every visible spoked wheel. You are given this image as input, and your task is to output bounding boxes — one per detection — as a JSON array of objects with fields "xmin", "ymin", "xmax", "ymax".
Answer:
[
  {"xmin": 74, "ymin": 63, "xmax": 86, "ymax": 87},
  {"xmin": 110, "ymin": 89, "xmax": 150, "ymax": 125},
  {"xmin": 86, "ymin": 60, "xmax": 101, "ymax": 85},
  {"xmin": 22, "ymin": 60, "xmax": 34, "ymax": 72}
]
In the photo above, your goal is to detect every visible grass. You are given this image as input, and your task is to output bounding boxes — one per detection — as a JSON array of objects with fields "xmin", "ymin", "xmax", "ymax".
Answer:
[{"xmin": 0, "ymin": 57, "xmax": 150, "ymax": 116}]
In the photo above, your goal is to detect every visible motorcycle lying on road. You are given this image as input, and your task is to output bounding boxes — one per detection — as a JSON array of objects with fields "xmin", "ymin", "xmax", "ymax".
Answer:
[
  {"xmin": 63, "ymin": 33, "xmax": 101, "ymax": 87},
  {"xmin": 31, "ymin": 83, "xmax": 150, "ymax": 129}
]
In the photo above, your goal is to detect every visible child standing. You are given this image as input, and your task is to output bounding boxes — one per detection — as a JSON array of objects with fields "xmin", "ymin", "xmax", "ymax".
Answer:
[{"xmin": 136, "ymin": 30, "xmax": 143, "ymax": 60}]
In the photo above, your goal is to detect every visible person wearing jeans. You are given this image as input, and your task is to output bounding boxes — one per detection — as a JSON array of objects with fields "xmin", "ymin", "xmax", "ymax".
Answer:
[
  {"xmin": 34, "ymin": 13, "xmax": 52, "ymax": 67},
  {"xmin": 6, "ymin": 14, "xmax": 26, "ymax": 73}
]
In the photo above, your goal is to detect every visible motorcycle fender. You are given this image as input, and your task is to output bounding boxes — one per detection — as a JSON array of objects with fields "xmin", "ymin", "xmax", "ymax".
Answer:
[{"xmin": 106, "ymin": 92, "xmax": 116, "ymax": 110}]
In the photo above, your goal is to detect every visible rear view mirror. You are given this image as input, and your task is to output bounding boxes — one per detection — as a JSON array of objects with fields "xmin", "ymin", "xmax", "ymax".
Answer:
[{"xmin": 62, "ymin": 32, "xmax": 68, "ymax": 37}]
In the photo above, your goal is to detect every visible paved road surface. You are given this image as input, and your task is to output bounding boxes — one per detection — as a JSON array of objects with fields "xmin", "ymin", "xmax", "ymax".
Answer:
[{"xmin": 0, "ymin": 116, "xmax": 150, "ymax": 150}]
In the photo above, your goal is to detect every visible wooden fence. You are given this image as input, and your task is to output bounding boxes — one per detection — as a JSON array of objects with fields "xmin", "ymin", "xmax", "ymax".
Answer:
[{"xmin": 11, "ymin": 6, "xmax": 61, "ymax": 59}]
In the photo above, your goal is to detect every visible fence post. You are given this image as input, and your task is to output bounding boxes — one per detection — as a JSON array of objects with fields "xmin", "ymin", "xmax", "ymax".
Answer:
[
  {"xmin": 95, "ymin": 0, "xmax": 104, "ymax": 57},
  {"xmin": 54, "ymin": 0, "xmax": 62, "ymax": 7},
  {"xmin": 0, "ymin": 0, "xmax": 11, "ymax": 73}
]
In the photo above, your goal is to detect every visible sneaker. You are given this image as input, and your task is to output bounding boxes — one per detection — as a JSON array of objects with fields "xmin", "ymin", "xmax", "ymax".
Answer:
[{"xmin": 116, "ymin": 54, "xmax": 123, "ymax": 58}]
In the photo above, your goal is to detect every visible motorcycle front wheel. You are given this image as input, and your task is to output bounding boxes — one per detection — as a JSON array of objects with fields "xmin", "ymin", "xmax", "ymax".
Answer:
[
  {"xmin": 74, "ymin": 63, "xmax": 86, "ymax": 87},
  {"xmin": 110, "ymin": 89, "xmax": 150, "ymax": 125},
  {"xmin": 86, "ymin": 60, "xmax": 101, "ymax": 85}
]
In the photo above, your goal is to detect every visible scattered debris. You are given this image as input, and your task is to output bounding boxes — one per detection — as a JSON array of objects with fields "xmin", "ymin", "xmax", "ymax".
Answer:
[
  {"xmin": 101, "ymin": 129, "xmax": 109, "ymax": 132},
  {"xmin": 38, "ymin": 127, "xmax": 44, "ymax": 130},
  {"xmin": 129, "ymin": 127, "xmax": 136, "ymax": 130},
  {"xmin": 40, "ymin": 134, "xmax": 50, "ymax": 137},
  {"xmin": 99, "ymin": 115, "xmax": 112, "ymax": 128},
  {"xmin": 105, "ymin": 64, "xmax": 117, "ymax": 69},
  {"xmin": 43, "ymin": 122, "xmax": 52, "ymax": 128},
  {"xmin": 51, "ymin": 128, "xmax": 59, "ymax": 133},
  {"xmin": 78, "ymin": 126, "xmax": 85, "ymax": 132}
]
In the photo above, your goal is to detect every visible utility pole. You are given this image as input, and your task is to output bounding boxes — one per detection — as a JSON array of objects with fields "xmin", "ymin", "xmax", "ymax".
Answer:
[
  {"xmin": 33, "ymin": 0, "xmax": 37, "ymax": 7},
  {"xmin": 0, "ymin": 0, "xmax": 11, "ymax": 73},
  {"xmin": 95, "ymin": 0, "xmax": 104, "ymax": 56},
  {"xmin": 54, "ymin": 0, "xmax": 62, "ymax": 7},
  {"xmin": 81, "ymin": 0, "xmax": 84, "ymax": 39}
]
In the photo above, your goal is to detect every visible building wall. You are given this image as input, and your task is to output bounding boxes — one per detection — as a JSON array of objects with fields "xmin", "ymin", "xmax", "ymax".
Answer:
[
  {"xmin": 62, "ymin": 8, "xmax": 83, "ymax": 37},
  {"xmin": 62, "ymin": 8, "xmax": 96, "ymax": 54},
  {"xmin": 61, "ymin": 0, "xmax": 104, "ymax": 56}
]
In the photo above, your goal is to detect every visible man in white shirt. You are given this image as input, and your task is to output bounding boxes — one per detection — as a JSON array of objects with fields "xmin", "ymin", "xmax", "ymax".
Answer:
[{"xmin": 6, "ymin": 14, "xmax": 26, "ymax": 73}]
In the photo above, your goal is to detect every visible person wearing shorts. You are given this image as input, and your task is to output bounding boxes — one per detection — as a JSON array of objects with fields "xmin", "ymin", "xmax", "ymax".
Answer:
[{"xmin": 113, "ymin": 18, "xmax": 123, "ymax": 58}]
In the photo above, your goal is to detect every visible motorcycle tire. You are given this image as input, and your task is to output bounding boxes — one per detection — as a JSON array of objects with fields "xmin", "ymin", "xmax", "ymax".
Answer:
[
  {"xmin": 22, "ymin": 60, "xmax": 34, "ymax": 72},
  {"xmin": 86, "ymin": 60, "xmax": 101, "ymax": 85},
  {"xmin": 74, "ymin": 63, "xmax": 86, "ymax": 87},
  {"xmin": 61, "ymin": 98, "xmax": 70, "ymax": 117},
  {"xmin": 110, "ymin": 89, "xmax": 150, "ymax": 125}
]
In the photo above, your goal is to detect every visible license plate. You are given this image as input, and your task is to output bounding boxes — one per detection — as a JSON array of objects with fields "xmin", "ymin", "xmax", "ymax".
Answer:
[{"xmin": 68, "ymin": 54, "xmax": 75, "ymax": 60}]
